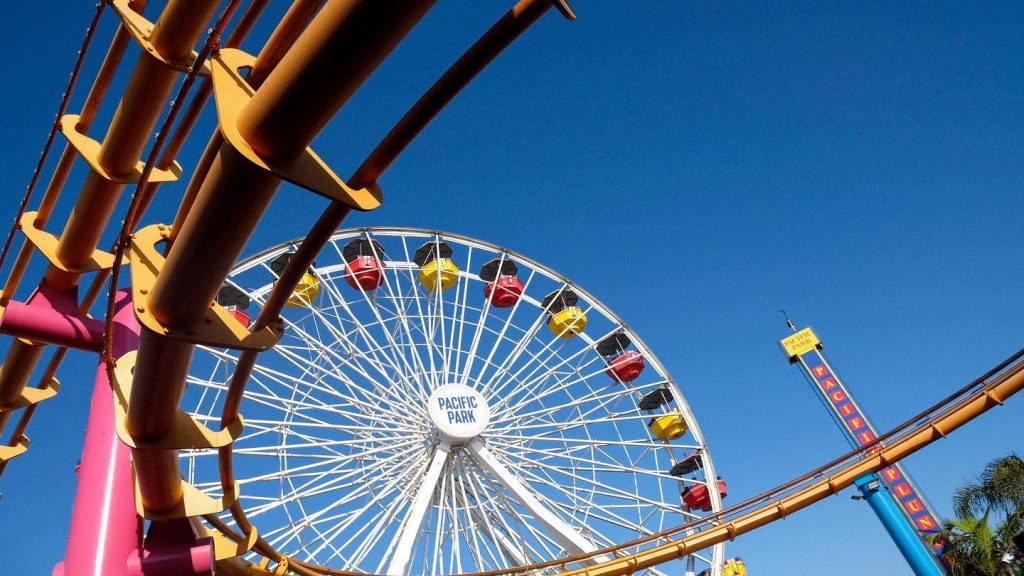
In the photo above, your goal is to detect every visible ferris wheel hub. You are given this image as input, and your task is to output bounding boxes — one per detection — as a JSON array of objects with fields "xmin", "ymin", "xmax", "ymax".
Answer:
[{"xmin": 426, "ymin": 384, "xmax": 490, "ymax": 444}]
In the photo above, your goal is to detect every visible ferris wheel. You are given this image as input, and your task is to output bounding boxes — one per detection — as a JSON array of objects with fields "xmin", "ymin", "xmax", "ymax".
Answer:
[{"xmin": 181, "ymin": 227, "xmax": 727, "ymax": 575}]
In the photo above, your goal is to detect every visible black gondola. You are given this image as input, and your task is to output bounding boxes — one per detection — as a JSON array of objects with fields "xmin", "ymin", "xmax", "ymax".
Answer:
[
  {"xmin": 216, "ymin": 284, "xmax": 250, "ymax": 310},
  {"xmin": 478, "ymin": 258, "xmax": 519, "ymax": 282},
  {"xmin": 669, "ymin": 453, "xmax": 704, "ymax": 476},
  {"xmin": 270, "ymin": 252, "xmax": 316, "ymax": 277},
  {"xmin": 413, "ymin": 240, "xmax": 453, "ymax": 267},
  {"xmin": 342, "ymin": 238, "xmax": 386, "ymax": 262},
  {"xmin": 638, "ymin": 387, "xmax": 673, "ymax": 411},
  {"xmin": 541, "ymin": 288, "xmax": 579, "ymax": 314},
  {"xmin": 597, "ymin": 333, "xmax": 632, "ymax": 357}
]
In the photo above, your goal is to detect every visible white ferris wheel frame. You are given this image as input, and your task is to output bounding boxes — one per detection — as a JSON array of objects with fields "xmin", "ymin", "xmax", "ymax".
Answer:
[{"xmin": 180, "ymin": 226, "xmax": 727, "ymax": 576}]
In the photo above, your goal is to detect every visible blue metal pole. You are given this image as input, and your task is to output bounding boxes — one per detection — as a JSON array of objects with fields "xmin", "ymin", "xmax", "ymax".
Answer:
[{"xmin": 855, "ymin": 474, "xmax": 944, "ymax": 576}]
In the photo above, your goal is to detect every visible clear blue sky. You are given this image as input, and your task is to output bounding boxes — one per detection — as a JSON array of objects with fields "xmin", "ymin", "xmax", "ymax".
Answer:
[{"xmin": 1, "ymin": 2, "xmax": 1023, "ymax": 574}]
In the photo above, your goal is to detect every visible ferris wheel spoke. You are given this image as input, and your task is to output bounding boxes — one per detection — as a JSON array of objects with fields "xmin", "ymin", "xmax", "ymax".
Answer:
[
  {"xmin": 397, "ymin": 236, "xmax": 444, "ymax": 389},
  {"xmin": 462, "ymin": 453, "xmax": 569, "ymax": 562},
  {"xmin": 281, "ymin": 320, "xmax": 424, "ymax": 419},
  {"xmin": 499, "ymin": 378, "xmax": 672, "ymax": 429},
  {"xmin": 489, "ymin": 315, "xmax": 614, "ymax": 414},
  {"xmin": 457, "ymin": 459, "xmax": 531, "ymax": 568},
  {"xmin": 451, "ymin": 460, "xmax": 507, "ymax": 570},
  {"xmin": 426, "ymin": 288, "xmax": 447, "ymax": 392},
  {"xmin": 487, "ymin": 431, "xmax": 700, "ymax": 452},
  {"xmin": 263, "ymin": 450, "xmax": 425, "ymax": 559},
  {"xmin": 230, "ymin": 361, "xmax": 415, "ymax": 429},
  {"xmin": 478, "ymin": 307, "xmax": 556, "ymax": 399},
  {"xmin": 467, "ymin": 440, "xmax": 611, "ymax": 564},
  {"xmin": 436, "ymin": 244, "xmax": 465, "ymax": 388},
  {"xmin": 231, "ymin": 340, "xmax": 379, "ymax": 408},
  {"xmin": 540, "ymin": 495, "xmax": 641, "ymax": 548},
  {"xmin": 242, "ymin": 441, "xmax": 424, "ymax": 517},
  {"xmin": 484, "ymin": 438, "xmax": 686, "ymax": 485},
  {"xmin": 494, "ymin": 412, "xmax": 662, "ymax": 433},
  {"xmin": 275, "ymin": 288, "xmax": 427, "ymax": 410},
  {"xmin": 385, "ymin": 442, "xmax": 451, "ymax": 576},
  {"xmin": 230, "ymin": 284, "xmax": 372, "ymax": 386},
  {"xmin": 288, "ymin": 456, "xmax": 422, "ymax": 546},
  {"xmin": 428, "ymin": 237, "xmax": 460, "ymax": 390},
  {"xmin": 429, "ymin": 277, "xmax": 456, "ymax": 394},
  {"xmin": 458, "ymin": 252, "xmax": 516, "ymax": 387},
  {"xmin": 464, "ymin": 494, "xmax": 525, "ymax": 569},
  {"xmin": 485, "ymin": 344, "xmax": 568, "ymax": 410},
  {"xmin": 491, "ymin": 322, "xmax": 615, "ymax": 414},
  {"xmin": 449, "ymin": 246, "xmax": 477, "ymax": 387},
  {"xmin": 485, "ymin": 300, "xmax": 598, "ymax": 399},
  {"xmin": 513, "ymin": 466, "xmax": 674, "ymax": 536},
  {"xmin": 232, "ymin": 429, "xmax": 417, "ymax": 458},
  {"xmin": 470, "ymin": 267, "xmax": 538, "ymax": 390},
  {"xmin": 338, "ymin": 283, "xmax": 433, "ymax": 403},
  {"xmin": 477, "ymin": 284, "xmax": 561, "ymax": 398},
  {"xmin": 285, "ymin": 510, "xmax": 357, "ymax": 562},
  {"xmin": 268, "ymin": 340, "xmax": 427, "ymax": 425},
  {"xmin": 316, "ymin": 267, "xmax": 431, "ymax": 404},
  {"xmin": 342, "ymin": 487, "xmax": 412, "ymax": 569},
  {"xmin": 447, "ymin": 453, "xmax": 463, "ymax": 573},
  {"xmin": 496, "ymin": 451, "xmax": 700, "ymax": 521},
  {"xmin": 494, "ymin": 349, "xmax": 651, "ymax": 422},
  {"xmin": 429, "ymin": 450, "xmax": 451, "ymax": 574},
  {"xmin": 491, "ymin": 378, "xmax": 629, "ymax": 426},
  {"xmin": 308, "ymin": 471, "xmax": 413, "ymax": 567}
]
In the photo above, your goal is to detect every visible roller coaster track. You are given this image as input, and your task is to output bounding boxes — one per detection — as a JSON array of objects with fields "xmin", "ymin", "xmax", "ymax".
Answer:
[
  {"xmin": 0, "ymin": 2, "xmax": 1019, "ymax": 575},
  {"xmin": 496, "ymin": 348, "xmax": 1024, "ymax": 576}
]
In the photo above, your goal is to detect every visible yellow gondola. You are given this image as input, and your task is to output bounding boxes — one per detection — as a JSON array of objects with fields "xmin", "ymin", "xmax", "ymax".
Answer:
[
  {"xmin": 286, "ymin": 272, "xmax": 320, "ymax": 307},
  {"xmin": 543, "ymin": 288, "xmax": 587, "ymax": 339},
  {"xmin": 648, "ymin": 411, "xmax": 688, "ymax": 441},
  {"xmin": 547, "ymin": 307, "xmax": 587, "ymax": 338},
  {"xmin": 724, "ymin": 557, "xmax": 747, "ymax": 576},
  {"xmin": 417, "ymin": 258, "xmax": 460, "ymax": 292}
]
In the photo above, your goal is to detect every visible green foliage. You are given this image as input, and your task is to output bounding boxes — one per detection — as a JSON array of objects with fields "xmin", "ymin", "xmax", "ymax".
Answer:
[{"xmin": 932, "ymin": 454, "xmax": 1024, "ymax": 575}]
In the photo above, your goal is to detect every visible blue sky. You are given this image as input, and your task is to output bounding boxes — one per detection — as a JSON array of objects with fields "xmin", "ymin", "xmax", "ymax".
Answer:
[{"xmin": 1, "ymin": 1, "xmax": 1023, "ymax": 574}]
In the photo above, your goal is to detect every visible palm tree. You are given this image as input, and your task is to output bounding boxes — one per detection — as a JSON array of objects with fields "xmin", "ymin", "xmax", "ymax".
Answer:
[{"xmin": 935, "ymin": 454, "xmax": 1024, "ymax": 575}]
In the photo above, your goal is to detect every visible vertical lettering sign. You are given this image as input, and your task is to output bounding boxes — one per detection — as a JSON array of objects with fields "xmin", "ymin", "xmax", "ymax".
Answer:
[{"xmin": 781, "ymin": 328, "xmax": 946, "ymax": 558}]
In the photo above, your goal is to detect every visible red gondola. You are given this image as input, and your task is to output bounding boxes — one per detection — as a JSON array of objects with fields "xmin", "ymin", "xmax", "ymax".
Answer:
[
  {"xmin": 681, "ymin": 477, "xmax": 727, "ymax": 512},
  {"xmin": 597, "ymin": 333, "xmax": 646, "ymax": 382},
  {"xmin": 217, "ymin": 284, "xmax": 252, "ymax": 328},
  {"xmin": 479, "ymin": 258, "xmax": 523, "ymax": 308},
  {"xmin": 343, "ymin": 239, "xmax": 387, "ymax": 291}
]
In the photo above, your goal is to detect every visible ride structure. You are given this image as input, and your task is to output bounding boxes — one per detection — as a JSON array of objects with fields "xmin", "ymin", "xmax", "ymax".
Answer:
[
  {"xmin": 182, "ymin": 228, "xmax": 728, "ymax": 574},
  {"xmin": 779, "ymin": 324, "xmax": 947, "ymax": 575},
  {"xmin": 0, "ymin": 1, "xmax": 729, "ymax": 573},
  {"xmin": 0, "ymin": 2, "xmax": 1020, "ymax": 575}
]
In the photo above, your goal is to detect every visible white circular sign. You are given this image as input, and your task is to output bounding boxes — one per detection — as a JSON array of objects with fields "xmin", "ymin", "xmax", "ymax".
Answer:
[{"xmin": 427, "ymin": 384, "xmax": 490, "ymax": 444}]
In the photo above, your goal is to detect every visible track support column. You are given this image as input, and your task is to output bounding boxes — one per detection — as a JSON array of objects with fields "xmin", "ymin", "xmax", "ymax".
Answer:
[
  {"xmin": 854, "ymin": 474, "xmax": 944, "ymax": 576},
  {"xmin": 60, "ymin": 290, "xmax": 142, "ymax": 576}
]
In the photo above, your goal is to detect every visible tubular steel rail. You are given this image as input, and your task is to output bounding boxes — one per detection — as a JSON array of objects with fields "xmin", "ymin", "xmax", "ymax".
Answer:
[
  {"xmin": 0, "ymin": 1, "xmax": 1020, "ymax": 575},
  {"xmin": 517, "ymin": 348, "xmax": 1024, "ymax": 576}
]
